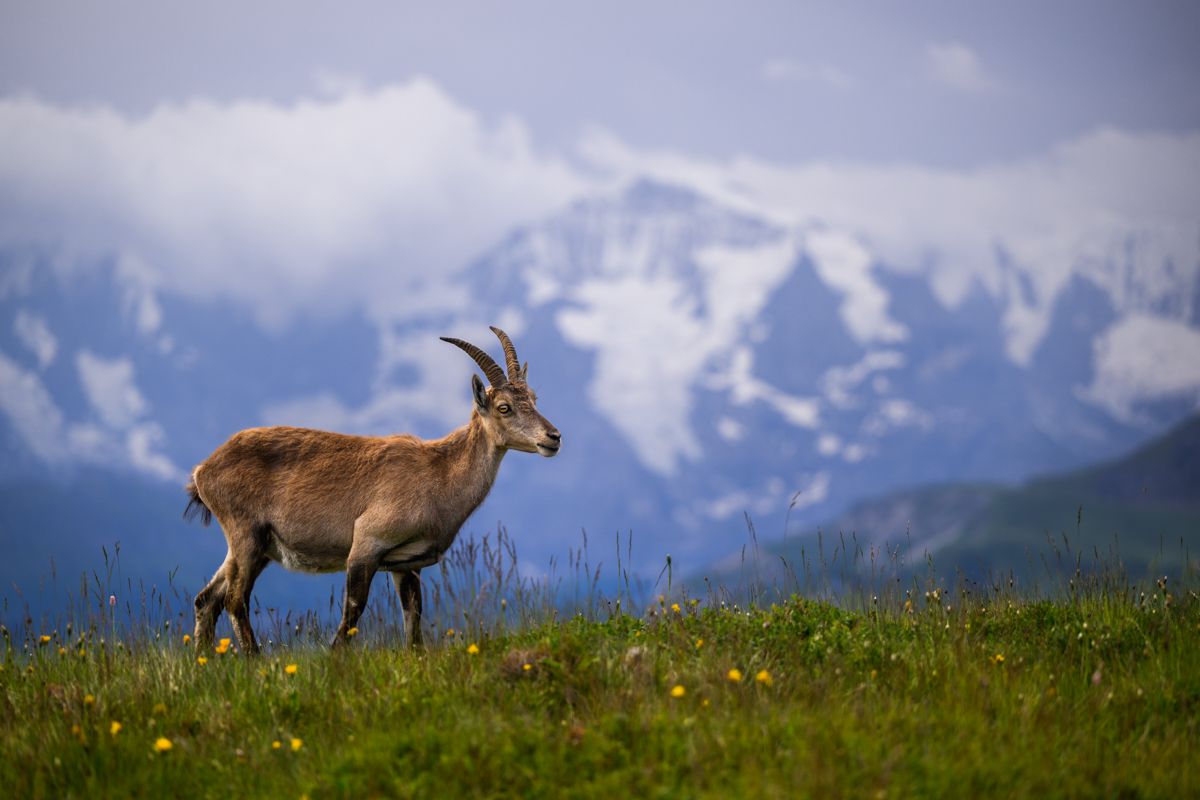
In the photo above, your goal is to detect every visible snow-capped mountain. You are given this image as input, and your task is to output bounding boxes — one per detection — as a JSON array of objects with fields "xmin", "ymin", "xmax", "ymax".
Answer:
[{"xmin": 1, "ymin": 179, "xmax": 1198, "ymax": 602}]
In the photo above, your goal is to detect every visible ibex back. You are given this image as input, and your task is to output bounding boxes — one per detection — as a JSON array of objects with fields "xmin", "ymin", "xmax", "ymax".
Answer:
[{"xmin": 184, "ymin": 327, "xmax": 560, "ymax": 653}]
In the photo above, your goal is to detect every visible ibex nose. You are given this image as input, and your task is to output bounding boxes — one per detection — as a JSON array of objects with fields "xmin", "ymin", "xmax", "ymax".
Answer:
[{"xmin": 547, "ymin": 430, "xmax": 561, "ymax": 442}]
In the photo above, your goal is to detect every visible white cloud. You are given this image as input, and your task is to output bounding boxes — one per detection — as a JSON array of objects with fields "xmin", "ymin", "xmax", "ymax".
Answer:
[
  {"xmin": 862, "ymin": 398, "xmax": 934, "ymax": 437},
  {"xmin": 115, "ymin": 252, "xmax": 164, "ymax": 336},
  {"xmin": 703, "ymin": 473, "xmax": 831, "ymax": 522},
  {"xmin": 816, "ymin": 433, "xmax": 842, "ymax": 457},
  {"xmin": 126, "ymin": 423, "xmax": 185, "ymax": 482},
  {"xmin": 821, "ymin": 350, "xmax": 906, "ymax": 409},
  {"xmin": 761, "ymin": 59, "xmax": 854, "ymax": 89},
  {"xmin": 842, "ymin": 443, "xmax": 868, "ymax": 463},
  {"xmin": 262, "ymin": 326, "xmax": 488, "ymax": 434},
  {"xmin": 13, "ymin": 310, "xmax": 58, "ymax": 368},
  {"xmin": 711, "ymin": 346, "xmax": 821, "ymax": 428},
  {"xmin": 716, "ymin": 417, "xmax": 744, "ymax": 442},
  {"xmin": 0, "ymin": 348, "xmax": 183, "ymax": 480},
  {"xmin": 0, "ymin": 80, "xmax": 588, "ymax": 329},
  {"xmin": 924, "ymin": 42, "xmax": 995, "ymax": 93},
  {"xmin": 1079, "ymin": 314, "xmax": 1200, "ymax": 421},
  {"xmin": 0, "ymin": 350, "xmax": 66, "ymax": 462},
  {"xmin": 76, "ymin": 351, "xmax": 148, "ymax": 429}
]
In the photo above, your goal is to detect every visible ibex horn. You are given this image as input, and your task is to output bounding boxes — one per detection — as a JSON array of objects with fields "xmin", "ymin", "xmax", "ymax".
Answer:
[
  {"xmin": 489, "ymin": 326, "xmax": 522, "ymax": 384},
  {"xmin": 440, "ymin": 336, "xmax": 507, "ymax": 389}
]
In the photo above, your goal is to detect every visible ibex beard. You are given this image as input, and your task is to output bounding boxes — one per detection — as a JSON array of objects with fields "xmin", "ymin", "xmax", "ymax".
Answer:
[{"xmin": 183, "ymin": 326, "xmax": 560, "ymax": 654}]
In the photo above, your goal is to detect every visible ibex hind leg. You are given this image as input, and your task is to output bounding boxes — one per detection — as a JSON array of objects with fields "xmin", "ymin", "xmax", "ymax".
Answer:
[
  {"xmin": 393, "ymin": 570, "xmax": 423, "ymax": 648},
  {"xmin": 193, "ymin": 554, "xmax": 231, "ymax": 653},
  {"xmin": 332, "ymin": 560, "xmax": 378, "ymax": 648},
  {"xmin": 222, "ymin": 521, "xmax": 272, "ymax": 656}
]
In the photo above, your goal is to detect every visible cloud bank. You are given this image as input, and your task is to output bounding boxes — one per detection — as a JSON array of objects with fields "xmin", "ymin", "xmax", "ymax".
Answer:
[
  {"xmin": 1, "ymin": 79, "xmax": 1197, "ymax": 477},
  {"xmin": 0, "ymin": 80, "xmax": 587, "ymax": 328},
  {"xmin": 2, "ymin": 79, "xmax": 1195, "ymax": 362}
]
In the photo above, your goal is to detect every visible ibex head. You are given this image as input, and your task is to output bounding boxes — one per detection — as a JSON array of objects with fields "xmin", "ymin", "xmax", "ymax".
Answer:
[{"xmin": 441, "ymin": 327, "xmax": 561, "ymax": 457}]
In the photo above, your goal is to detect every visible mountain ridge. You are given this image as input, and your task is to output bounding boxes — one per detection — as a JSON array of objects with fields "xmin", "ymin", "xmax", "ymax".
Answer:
[
  {"xmin": 1, "ymin": 179, "xmax": 1198, "ymax": 592},
  {"xmin": 694, "ymin": 413, "xmax": 1200, "ymax": 591}
]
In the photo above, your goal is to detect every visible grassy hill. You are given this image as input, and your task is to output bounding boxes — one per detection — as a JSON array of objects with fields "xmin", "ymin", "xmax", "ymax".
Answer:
[{"xmin": 696, "ymin": 415, "xmax": 1200, "ymax": 596}]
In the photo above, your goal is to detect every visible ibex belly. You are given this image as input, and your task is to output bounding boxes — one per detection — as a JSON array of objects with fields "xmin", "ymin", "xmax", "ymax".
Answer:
[
  {"xmin": 378, "ymin": 535, "xmax": 445, "ymax": 571},
  {"xmin": 265, "ymin": 537, "xmax": 349, "ymax": 574}
]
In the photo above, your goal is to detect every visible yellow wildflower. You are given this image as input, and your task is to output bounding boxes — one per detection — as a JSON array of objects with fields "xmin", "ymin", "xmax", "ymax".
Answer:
[
  {"xmin": 182, "ymin": 634, "xmax": 191, "ymax": 646},
  {"xmin": 153, "ymin": 737, "xmax": 173, "ymax": 753},
  {"xmin": 445, "ymin": 628, "xmax": 455, "ymax": 638},
  {"xmin": 755, "ymin": 670, "xmax": 773, "ymax": 687},
  {"xmin": 467, "ymin": 644, "xmax": 480, "ymax": 655},
  {"xmin": 197, "ymin": 656, "xmax": 208, "ymax": 665},
  {"xmin": 271, "ymin": 740, "xmax": 282, "ymax": 750},
  {"xmin": 670, "ymin": 684, "xmax": 686, "ymax": 698},
  {"xmin": 670, "ymin": 603, "xmax": 681, "ymax": 613},
  {"xmin": 83, "ymin": 693, "xmax": 96, "ymax": 706},
  {"xmin": 695, "ymin": 639, "xmax": 704, "ymax": 649},
  {"xmin": 110, "ymin": 721, "xmax": 122, "ymax": 736},
  {"xmin": 58, "ymin": 647, "xmax": 67, "ymax": 656},
  {"xmin": 214, "ymin": 638, "xmax": 232, "ymax": 655},
  {"xmin": 727, "ymin": 669, "xmax": 743, "ymax": 683},
  {"xmin": 39, "ymin": 635, "xmax": 51, "ymax": 644},
  {"xmin": 991, "ymin": 653, "xmax": 1005, "ymax": 665},
  {"xmin": 522, "ymin": 663, "xmax": 532, "ymax": 672},
  {"xmin": 285, "ymin": 663, "xmax": 298, "ymax": 675},
  {"xmin": 347, "ymin": 627, "xmax": 359, "ymax": 638},
  {"xmin": 152, "ymin": 702, "xmax": 167, "ymax": 715},
  {"xmin": 290, "ymin": 738, "xmax": 303, "ymax": 751}
]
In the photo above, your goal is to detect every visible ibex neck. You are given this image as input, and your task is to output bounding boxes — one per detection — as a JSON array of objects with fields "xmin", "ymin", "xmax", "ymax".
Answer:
[{"xmin": 433, "ymin": 415, "xmax": 506, "ymax": 519}]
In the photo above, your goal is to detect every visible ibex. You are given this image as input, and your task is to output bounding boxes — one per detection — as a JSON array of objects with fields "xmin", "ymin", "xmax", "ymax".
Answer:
[{"xmin": 183, "ymin": 327, "xmax": 560, "ymax": 653}]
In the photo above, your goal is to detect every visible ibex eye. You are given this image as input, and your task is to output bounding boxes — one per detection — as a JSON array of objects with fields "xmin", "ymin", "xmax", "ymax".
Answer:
[{"xmin": 497, "ymin": 404, "xmax": 511, "ymax": 414}]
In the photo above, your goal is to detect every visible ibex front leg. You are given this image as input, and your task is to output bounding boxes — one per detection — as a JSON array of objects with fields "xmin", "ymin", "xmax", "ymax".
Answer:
[{"xmin": 393, "ymin": 570, "xmax": 423, "ymax": 647}]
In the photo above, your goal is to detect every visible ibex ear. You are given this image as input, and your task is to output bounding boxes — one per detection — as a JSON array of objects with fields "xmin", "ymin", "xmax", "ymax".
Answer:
[
  {"xmin": 471, "ymin": 374, "xmax": 489, "ymax": 411},
  {"xmin": 520, "ymin": 362, "xmax": 529, "ymax": 382}
]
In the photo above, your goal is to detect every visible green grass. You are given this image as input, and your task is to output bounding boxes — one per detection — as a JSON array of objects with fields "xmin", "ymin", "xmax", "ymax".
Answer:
[{"xmin": 2, "ymin": 581, "xmax": 1198, "ymax": 798}]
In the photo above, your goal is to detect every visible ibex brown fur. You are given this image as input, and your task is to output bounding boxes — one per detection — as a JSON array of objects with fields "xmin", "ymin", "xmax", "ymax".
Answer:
[{"xmin": 184, "ymin": 327, "xmax": 560, "ymax": 653}]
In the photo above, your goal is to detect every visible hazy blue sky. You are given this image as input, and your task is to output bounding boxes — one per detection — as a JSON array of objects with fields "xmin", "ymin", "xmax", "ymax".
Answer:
[{"xmin": 2, "ymin": 1, "xmax": 1197, "ymax": 167}]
